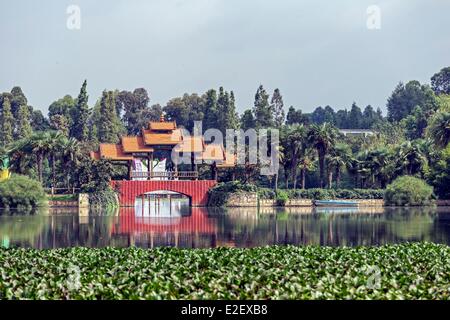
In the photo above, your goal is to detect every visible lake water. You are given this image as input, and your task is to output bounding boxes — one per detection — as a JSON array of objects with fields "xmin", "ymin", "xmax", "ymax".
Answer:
[{"xmin": 1, "ymin": 204, "xmax": 450, "ymax": 248}]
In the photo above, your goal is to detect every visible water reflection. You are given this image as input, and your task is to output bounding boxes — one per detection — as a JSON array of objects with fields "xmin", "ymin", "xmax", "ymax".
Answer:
[{"xmin": 0, "ymin": 206, "xmax": 450, "ymax": 248}]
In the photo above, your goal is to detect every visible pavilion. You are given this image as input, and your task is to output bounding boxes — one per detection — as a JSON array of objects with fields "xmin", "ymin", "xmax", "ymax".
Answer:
[{"xmin": 90, "ymin": 116, "xmax": 236, "ymax": 181}]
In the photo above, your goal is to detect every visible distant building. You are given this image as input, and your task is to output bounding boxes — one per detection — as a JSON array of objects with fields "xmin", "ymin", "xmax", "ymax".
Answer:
[{"xmin": 339, "ymin": 129, "xmax": 376, "ymax": 137}]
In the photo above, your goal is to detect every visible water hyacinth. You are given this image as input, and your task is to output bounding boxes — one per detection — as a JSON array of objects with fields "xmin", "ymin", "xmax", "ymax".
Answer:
[{"xmin": 0, "ymin": 242, "xmax": 449, "ymax": 300}]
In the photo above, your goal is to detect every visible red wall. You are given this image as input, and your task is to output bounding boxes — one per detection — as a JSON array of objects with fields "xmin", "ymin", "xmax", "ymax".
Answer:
[{"xmin": 111, "ymin": 180, "xmax": 217, "ymax": 207}]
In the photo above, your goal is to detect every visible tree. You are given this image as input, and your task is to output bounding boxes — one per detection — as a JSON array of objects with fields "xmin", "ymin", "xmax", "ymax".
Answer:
[
  {"xmin": 286, "ymin": 124, "xmax": 307, "ymax": 189},
  {"xmin": 31, "ymin": 110, "xmax": 50, "ymax": 132},
  {"xmin": 240, "ymin": 109, "xmax": 255, "ymax": 131},
  {"xmin": 20, "ymin": 132, "xmax": 54, "ymax": 182},
  {"xmin": 307, "ymin": 123, "xmax": 340, "ymax": 188},
  {"xmin": 10, "ymin": 86, "xmax": 28, "ymax": 117},
  {"xmin": 335, "ymin": 109, "xmax": 348, "ymax": 128},
  {"xmin": 286, "ymin": 106, "xmax": 309, "ymax": 125},
  {"xmin": 97, "ymin": 91, "xmax": 122, "ymax": 143},
  {"xmin": 0, "ymin": 96, "xmax": 14, "ymax": 146},
  {"xmin": 387, "ymin": 81, "xmax": 437, "ymax": 122},
  {"xmin": 431, "ymin": 66, "xmax": 450, "ymax": 95},
  {"xmin": 48, "ymin": 95, "xmax": 76, "ymax": 135},
  {"xmin": 361, "ymin": 105, "xmax": 379, "ymax": 129},
  {"xmin": 326, "ymin": 143, "xmax": 352, "ymax": 188},
  {"xmin": 72, "ymin": 80, "xmax": 90, "ymax": 141},
  {"xmin": 50, "ymin": 114, "xmax": 70, "ymax": 137},
  {"xmin": 427, "ymin": 111, "xmax": 450, "ymax": 148},
  {"xmin": 401, "ymin": 106, "xmax": 428, "ymax": 139},
  {"xmin": 203, "ymin": 89, "xmax": 219, "ymax": 130},
  {"xmin": 163, "ymin": 93, "xmax": 205, "ymax": 132},
  {"xmin": 227, "ymin": 91, "xmax": 239, "ymax": 130},
  {"xmin": 271, "ymin": 88, "xmax": 285, "ymax": 127},
  {"xmin": 397, "ymin": 140, "xmax": 428, "ymax": 176},
  {"xmin": 348, "ymin": 102, "xmax": 363, "ymax": 128},
  {"xmin": 16, "ymin": 104, "xmax": 32, "ymax": 139},
  {"xmin": 118, "ymin": 88, "xmax": 150, "ymax": 135},
  {"xmin": 253, "ymin": 85, "xmax": 273, "ymax": 128}
]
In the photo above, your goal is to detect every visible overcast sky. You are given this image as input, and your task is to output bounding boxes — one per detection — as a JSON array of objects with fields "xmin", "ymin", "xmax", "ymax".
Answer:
[{"xmin": 1, "ymin": 0, "xmax": 449, "ymax": 115}]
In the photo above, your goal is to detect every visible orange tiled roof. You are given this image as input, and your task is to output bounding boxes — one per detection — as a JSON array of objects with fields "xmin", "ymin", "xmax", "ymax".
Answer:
[
  {"xmin": 142, "ymin": 128, "xmax": 182, "ymax": 145},
  {"xmin": 99, "ymin": 144, "xmax": 133, "ymax": 161},
  {"xmin": 149, "ymin": 121, "xmax": 177, "ymax": 131},
  {"xmin": 121, "ymin": 136, "xmax": 154, "ymax": 153},
  {"xmin": 174, "ymin": 136, "xmax": 205, "ymax": 153},
  {"xmin": 201, "ymin": 144, "xmax": 225, "ymax": 161},
  {"xmin": 90, "ymin": 151, "xmax": 100, "ymax": 160}
]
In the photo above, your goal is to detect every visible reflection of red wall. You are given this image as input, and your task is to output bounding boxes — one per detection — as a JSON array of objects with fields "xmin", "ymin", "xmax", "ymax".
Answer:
[
  {"xmin": 111, "ymin": 180, "xmax": 217, "ymax": 207},
  {"xmin": 112, "ymin": 207, "xmax": 217, "ymax": 234}
]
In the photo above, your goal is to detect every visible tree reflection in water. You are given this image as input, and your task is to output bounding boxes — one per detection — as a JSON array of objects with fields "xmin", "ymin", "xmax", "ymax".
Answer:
[{"xmin": 1, "ymin": 206, "xmax": 450, "ymax": 248}]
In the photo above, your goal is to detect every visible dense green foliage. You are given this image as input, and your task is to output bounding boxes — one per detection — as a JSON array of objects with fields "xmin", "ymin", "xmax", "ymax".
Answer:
[
  {"xmin": 258, "ymin": 188, "xmax": 384, "ymax": 200},
  {"xmin": 0, "ymin": 96, "xmax": 14, "ymax": 145},
  {"xmin": 208, "ymin": 181, "xmax": 258, "ymax": 206},
  {"xmin": 0, "ymin": 174, "xmax": 46, "ymax": 210},
  {"xmin": 431, "ymin": 66, "xmax": 450, "ymax": 95},
  {"xmin": 71, "ymin": 80, "xmax": 89, "ymax": 142},
  {"xmin": 2, "ymin": 66, "xmax": 450, "ymax": 199},
  {"xmin": 0, "ymin": 243, "xmax": 448, "ymax": 299},
  {"xmin": 385, "ymin": 176, "xmax": 434, "ymax": 206}
]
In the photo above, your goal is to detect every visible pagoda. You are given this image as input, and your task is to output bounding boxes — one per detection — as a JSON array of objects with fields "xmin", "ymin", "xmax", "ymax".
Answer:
[{"xmin": 90, "ymin": 116, "xmax": 236, "ymax": 181}]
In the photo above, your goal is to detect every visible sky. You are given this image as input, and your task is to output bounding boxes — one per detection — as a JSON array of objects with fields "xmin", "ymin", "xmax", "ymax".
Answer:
[{"xmin": 1, "ymin": 0, "xmax": 449, "ymax": 115}]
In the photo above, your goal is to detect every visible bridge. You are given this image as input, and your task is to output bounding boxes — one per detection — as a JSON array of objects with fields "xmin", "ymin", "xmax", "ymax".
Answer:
[{"xmin": 111, "ymin": 180, "xmax": 217, "ymax": 207}]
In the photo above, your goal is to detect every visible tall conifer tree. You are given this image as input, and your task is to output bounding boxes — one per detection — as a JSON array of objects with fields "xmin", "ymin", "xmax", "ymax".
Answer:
[
  {"xmin": 72, "ymin": 80, "xmax": 89, "ymax": 141},
  {"xmin": 0, "ymin": 96, "xmax": 14, "ymax": 145}
]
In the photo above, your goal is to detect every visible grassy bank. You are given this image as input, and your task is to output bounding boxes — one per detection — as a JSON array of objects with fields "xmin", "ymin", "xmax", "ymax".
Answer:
[{"xmin": 0, "ymin": 242, "xmax": 448, "ymax": 299}]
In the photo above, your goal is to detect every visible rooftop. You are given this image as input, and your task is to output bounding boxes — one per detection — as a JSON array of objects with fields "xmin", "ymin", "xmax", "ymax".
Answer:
[
  {"xmin": 121, "ymin": 136, "xmax": 154, "ymax": 153},
  {"xmin": 99, "ymin": 144, "xmax": 133, "ymax": 161}
]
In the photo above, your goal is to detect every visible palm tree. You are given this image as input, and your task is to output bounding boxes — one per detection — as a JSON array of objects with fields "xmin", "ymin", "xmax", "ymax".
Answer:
[
  {"xmin": 397, "ymin": 140, "xmax": 428, "ymax": 176},
  {"xmin": 47, "ymin": 131, "xmax": 68, "ymax": 188},
  {"xmin": 61, "ymin": 137, "xmax": 81, "ymax": 189},
  {"xmin": 427, "ymin": 111, "xmax": 450, "ymax": 148},
  {"xmin": 288, "ymin": 124, "xmax": 307, "ymax": 189},
  {"xmin": 298, "ymin": 148, "xmax": 315, "ymax": 189},
  {"xmin": 22, "ymin": 132, "xmax": 54, "ymax": 182},
  {"xmin": 326, "ymin": 143, "xmax": 353, "ymax": 188},
  {"xmin": 307, "ymin": 123, "xmax": 340, "ymax": 188}
]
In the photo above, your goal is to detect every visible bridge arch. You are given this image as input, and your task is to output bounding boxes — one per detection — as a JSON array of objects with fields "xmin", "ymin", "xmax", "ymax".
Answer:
[{"xmin": 111, "ymin": 180, "xmax": 217, "ymax": 207}]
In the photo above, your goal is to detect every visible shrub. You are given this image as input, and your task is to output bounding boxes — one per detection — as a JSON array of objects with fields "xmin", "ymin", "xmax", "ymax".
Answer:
[
  {"xmin": 385, "ymin": 176, "xmax": 434, "ymax": 206},
  {"xmin": 0, "ymin": 174, "xmax": 47, "ymax": 210},
  {"xmin": 257, "ymin": 188, "xmax": 276, "ymax": 199},
  {"xmin": 208, "ymin": 181, "xmax": 258, "ymax": 207},
  {"xmin": 89, "ymin": 187, "xmax": 119, "ymax": 209},
  {"xmin": 275, "ymin": 190, "xmax": 289, "ymax": 206}
]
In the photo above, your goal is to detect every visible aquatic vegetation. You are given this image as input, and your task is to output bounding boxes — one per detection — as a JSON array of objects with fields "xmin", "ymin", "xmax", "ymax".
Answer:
[{"xmin": 0, "ymin": 242, "xmax": 448, "ymax": 299}]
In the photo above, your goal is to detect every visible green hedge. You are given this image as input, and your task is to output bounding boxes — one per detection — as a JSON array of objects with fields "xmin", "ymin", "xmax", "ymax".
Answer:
[
  {"xmin": 0, "ymin": 174, "xmax": 47, "ymax": 210},
  {"xmin": 258, "ymin": 188, "xmax": 385, "ymax": 200},
  {"xmin": 385, "ymin": 176, "xmax": 434, "ymax": 206},
  {"xmin": 0, "ymin": 243, "xmax": 449, "ymax": 299}
]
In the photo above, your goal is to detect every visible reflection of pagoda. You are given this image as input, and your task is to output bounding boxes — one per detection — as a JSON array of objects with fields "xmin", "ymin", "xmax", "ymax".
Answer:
[
  {"xmin": 90, "ymin": 116, "xmax": 236, "ymax": 180},
  {"xmin": 111, "ymin": 207, "xmax": 218, "ymax": 248}
]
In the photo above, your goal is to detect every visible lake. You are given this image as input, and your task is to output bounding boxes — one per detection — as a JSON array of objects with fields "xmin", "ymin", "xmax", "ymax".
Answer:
[{"xmin": 1, "ymin": 204, "xmax": 450, "ymax": 249}]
